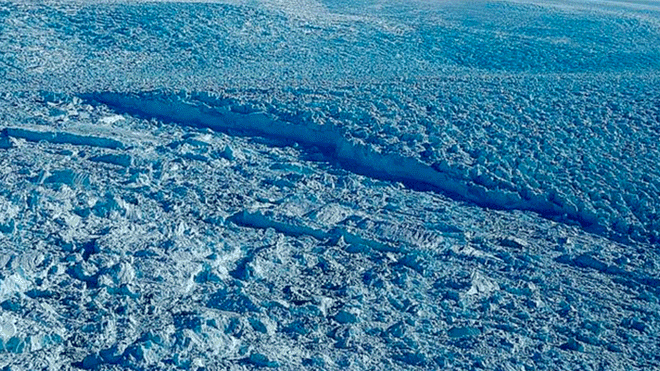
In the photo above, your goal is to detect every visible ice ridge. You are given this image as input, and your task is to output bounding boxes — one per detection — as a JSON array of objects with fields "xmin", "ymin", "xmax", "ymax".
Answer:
[
  {"xmin": 2, "ymin": 128, "xmax": 125, "ymax": 150},
  {"xmin": 84, "ymin": 91, "xmax": 619, "ymax": 243}
]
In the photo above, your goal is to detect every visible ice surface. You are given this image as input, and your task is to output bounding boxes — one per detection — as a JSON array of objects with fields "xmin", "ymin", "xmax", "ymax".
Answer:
[{"xmin": 1, "ymin": 0, "xmax": 659, "ymax": 370}]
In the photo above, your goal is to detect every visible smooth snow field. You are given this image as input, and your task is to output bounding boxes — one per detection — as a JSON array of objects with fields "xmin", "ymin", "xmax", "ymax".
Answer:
[{"xmin": 1, "ymin": 0, "xmax": 660, "ymax": 370}]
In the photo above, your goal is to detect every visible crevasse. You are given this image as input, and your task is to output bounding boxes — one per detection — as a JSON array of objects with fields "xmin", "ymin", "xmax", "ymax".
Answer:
[{"xmin": 84, "ymin": 91, "xmax": 610, "ymax": 240}]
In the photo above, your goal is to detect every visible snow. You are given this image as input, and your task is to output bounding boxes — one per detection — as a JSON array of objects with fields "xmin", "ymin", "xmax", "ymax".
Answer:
[{"xmin": 0, "ymin": 0, "xmax": 659, "ymax": 370}]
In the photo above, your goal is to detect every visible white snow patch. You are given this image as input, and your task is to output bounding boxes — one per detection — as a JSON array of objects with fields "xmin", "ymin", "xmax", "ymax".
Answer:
[
  {"xmin": 465, "ymin": 271, "xmax": 499, "ymax": 298},
  {"xmin": 99, "ymin": 115, "xmax": 125, "ymax": 125},
  {"xmin": 0, "ymin": 315, "xmax": 16, "ymax": 340},
  {"xmin": 0, "ymin": 273, "xmax": 31, "ymax": 301}
]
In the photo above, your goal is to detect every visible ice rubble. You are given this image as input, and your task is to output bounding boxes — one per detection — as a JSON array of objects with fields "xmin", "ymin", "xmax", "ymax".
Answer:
[
  {"xmin": 3, "ymin": 1, "xmax": 660, "ymax": 247},
  {"xmin": 1, "ymin": 0, "xmax": 660, "ymax": 370},
  {"xmin": 1, "ymin": 93, "xmax": 659, "ymax": 370}
]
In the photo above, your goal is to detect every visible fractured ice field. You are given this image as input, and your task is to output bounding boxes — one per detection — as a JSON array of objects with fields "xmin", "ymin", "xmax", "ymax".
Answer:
[{"xmin": 0, "ymin": 0, "xmax": 659, "ymax": 370}]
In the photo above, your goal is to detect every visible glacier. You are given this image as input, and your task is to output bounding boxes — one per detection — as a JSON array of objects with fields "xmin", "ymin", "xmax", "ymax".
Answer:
[{"xmin": 1, "ymin": 0, "xmax": 659, "ymax": 370}]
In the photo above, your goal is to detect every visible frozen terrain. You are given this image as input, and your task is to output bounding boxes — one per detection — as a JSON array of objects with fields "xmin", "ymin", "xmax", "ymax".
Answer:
[{"xmin": 0, "ymin": 0, "xmax": 659, "ymax": 370}]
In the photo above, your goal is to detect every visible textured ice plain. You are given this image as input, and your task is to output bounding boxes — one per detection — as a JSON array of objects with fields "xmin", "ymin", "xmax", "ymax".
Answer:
[{"xmin": 0, "ymin": 0, "xmax": 660, "ymax": 370}]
